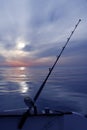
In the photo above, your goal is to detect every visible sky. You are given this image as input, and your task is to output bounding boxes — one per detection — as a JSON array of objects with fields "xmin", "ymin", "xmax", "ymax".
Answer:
[{"xmin": 0, "ymin": 0, "xmax": 87, "ymax": 67}]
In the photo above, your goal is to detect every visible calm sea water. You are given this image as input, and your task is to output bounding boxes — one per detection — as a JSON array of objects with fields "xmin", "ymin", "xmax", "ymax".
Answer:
[{"xmin": 0, "ymin": 66, "xmax": 87, "ymax": 115}]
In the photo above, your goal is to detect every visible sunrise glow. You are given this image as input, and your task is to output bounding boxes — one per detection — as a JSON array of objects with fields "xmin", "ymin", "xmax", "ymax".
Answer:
[{"xmin": 0, "ymin": 0, "xmax": 87, "ymax": 67}]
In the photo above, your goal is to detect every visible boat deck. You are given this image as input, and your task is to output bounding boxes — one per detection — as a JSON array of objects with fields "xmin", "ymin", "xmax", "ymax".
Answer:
[{"xmin": 0, "ymin": 112, "xmax": 87, "ymax": 130}]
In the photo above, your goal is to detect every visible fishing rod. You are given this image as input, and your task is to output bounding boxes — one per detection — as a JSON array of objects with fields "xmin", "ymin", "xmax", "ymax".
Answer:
[{"xmin": 18, "ymin": 19, "xmax": 81, "ymax": 129}]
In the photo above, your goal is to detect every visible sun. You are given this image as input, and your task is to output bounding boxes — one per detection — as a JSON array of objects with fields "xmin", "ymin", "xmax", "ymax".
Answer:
[
  {"xmin": 17, "ymin": 41, "xmax": 25, "ymax": 49},
  {"xmin": 16, "ymin": 39, "xmax": 26, "ymax": 50}
]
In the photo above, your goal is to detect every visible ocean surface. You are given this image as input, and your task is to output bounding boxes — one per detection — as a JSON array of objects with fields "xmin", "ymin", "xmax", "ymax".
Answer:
[{"xmin": 0, "ymin": 66, "xmax": 87, "ymax": 115}]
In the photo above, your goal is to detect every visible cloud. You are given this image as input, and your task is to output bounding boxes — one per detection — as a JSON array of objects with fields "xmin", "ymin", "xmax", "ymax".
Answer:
[
  {"xmin": 59, "ymin": 40, "xmax": 87, "ymax": 66},
  {"xmin": 0, "ymin": 55, "xmax": 5, "ymax": 62},
  {"xmin": 0, "ymin": 54, "xmax": 7, "ymax": 66},
  {"xmin": 0, "ymin": 0, "xmax": 87, "ymax": 66},
  {"xmin": 24, "ymin": 0, "xmax": 87, "ymax": 58}
]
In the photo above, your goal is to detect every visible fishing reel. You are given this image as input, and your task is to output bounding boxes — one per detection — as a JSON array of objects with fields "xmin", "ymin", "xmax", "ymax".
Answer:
[{"xmin": 24, "ymin": 97, "xmax": 37, "ymax": 114}]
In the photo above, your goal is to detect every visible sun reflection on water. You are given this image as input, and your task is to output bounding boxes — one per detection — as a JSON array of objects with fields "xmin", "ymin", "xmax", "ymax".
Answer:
[
  {"xmin": 14, "ymin": 67, "xmax": 29, "ymax": 93},
  {"xmin": 19, "ymin": 81, "xmax": 28, "ymax": 93},
  {"xmin": 19, "ymin": 67, "xmax": 25, "ymax": 71},
  {"xmin": 5, "ymin": 66, "xmax": 27, "ymax": 82},
  {"xmin": 2, "ymin": 66, "xmax": 30, "ymax": 94}
]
